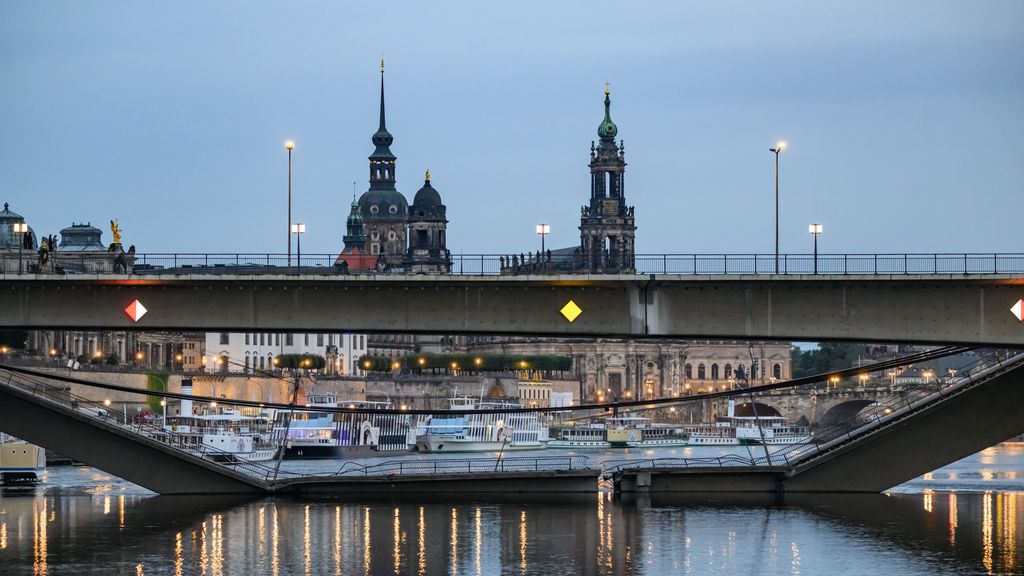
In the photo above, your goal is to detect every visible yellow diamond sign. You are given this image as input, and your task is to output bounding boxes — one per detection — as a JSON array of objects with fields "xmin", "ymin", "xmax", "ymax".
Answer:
[{"xmin": 560, "ymin": 300, "xmax": 582, "ymax": 323}]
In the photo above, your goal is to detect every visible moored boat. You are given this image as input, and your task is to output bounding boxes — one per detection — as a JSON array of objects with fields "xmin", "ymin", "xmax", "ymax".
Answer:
[
  {"xmin": 0, "ymin": 433, "xmax": 47, "ymax": 484},
  {"xmin": 281, "ymin": 395, "xmax": 413, "ymax": 459},
  {"xmin": 548, "ymin": 415, "xmax": 689, "ymax": 449},
  {"xmin": 413, "ymin": 395, "xmax": 548, "ymax": 453}
]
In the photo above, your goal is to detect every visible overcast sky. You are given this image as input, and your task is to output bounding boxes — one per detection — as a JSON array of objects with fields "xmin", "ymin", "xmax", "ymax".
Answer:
[{"xmin": 2, "ymin": 2, "xmax": 1021, "ymax": 256}]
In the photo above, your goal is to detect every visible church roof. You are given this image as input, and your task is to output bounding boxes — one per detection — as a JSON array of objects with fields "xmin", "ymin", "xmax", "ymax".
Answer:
[
  {"xmin": 0, "ymin": 202, "xmax": 24, "ymax": 222},
  {"xmin": 335, "ymin": 246, "xmax": 378, "ymax": 271}
]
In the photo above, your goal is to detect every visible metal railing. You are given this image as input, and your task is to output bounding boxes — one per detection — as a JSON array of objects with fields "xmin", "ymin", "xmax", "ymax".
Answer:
[
  {"xmin": 332, "ymin": 455, "xmax": 592, "ymax": 477},
  {"xmin": 7, "ymin": 252, "xmax": 1022, "ymax": 277}
]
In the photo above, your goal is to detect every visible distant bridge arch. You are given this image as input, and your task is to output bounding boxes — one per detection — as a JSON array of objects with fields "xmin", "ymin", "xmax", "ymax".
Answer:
[
  {"xmin": 818, "ymin": 399, "xmax": 876, "ymax": 427},
  {"xmin": 733, "ymin": 402, "xmax": 782, "ymax": 418}
]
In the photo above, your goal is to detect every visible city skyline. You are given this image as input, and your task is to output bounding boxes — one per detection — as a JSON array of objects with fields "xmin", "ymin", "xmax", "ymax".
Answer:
[{"xmin": 2, "ymin": 1, "xmax": 1021, "ymax": 256}]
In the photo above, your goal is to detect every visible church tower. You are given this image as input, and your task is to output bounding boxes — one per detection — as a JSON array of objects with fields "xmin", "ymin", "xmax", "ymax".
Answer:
[
  {"xmin": 579, "ymin": 86, "xmax": 635, "ymax": 273},
  {"xmin": 357, "ymin": 60, "xmax": 409, "ymax": 266},
  {"xmin": 342, "ymin": 196, "xmax": 366, "ymax": 252},
  {"xmin": 406, "ymin": 170, "xmax": 451, "ymax": 274}
]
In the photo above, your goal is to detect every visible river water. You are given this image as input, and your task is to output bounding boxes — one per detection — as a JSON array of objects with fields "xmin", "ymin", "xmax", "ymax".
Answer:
[{"xmin": 1, "ymin": 443, "xmax": 1022, "ymax": 575}]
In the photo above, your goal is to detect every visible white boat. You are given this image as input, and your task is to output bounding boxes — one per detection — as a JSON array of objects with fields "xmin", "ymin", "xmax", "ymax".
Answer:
[
  {"xmin": 157, "ymin": 381, "xmax": 279, "ymax": 462},
  {"xmin": 548, "ymin": 415, "xmax": 689, "ymax": 449},
  {"xmin": 281, "ymin": 395, "xmax": 412, "ymax": 459},
  {"xmin": 0, "ymin": 433, "xmax": 46, "ymax": 484},
  {"xmin": 686, "ymin": 400, "xmax": 811, "ymax": 446},
  {"xmin": 164, "ymin": 408, "xmax": 280, "ymax": 462},
  {"xmin": 413, "ymin": 395, "xmax": 548, "ymax": 453}
]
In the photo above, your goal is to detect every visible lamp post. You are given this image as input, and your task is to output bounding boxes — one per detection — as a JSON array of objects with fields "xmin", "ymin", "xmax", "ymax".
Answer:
[
  {"xmin": 535, "ymin": 224, "xmax": 550, "ymax": 254},
  {"xmin": 808, "ymin": 223, "xmax": 823, "ymax": 274},
  {"xmin": 12, "ymin": 222, "xmax": 28, "ymax": 274},
  {"xmin": 285, "ymin": 140, "xmax": 295, "ymax": 267},
  {"xmin": 769, "ymin": 141, "xmax": 786, "ymax": 273},
  {"xmin": 291, "ymin": 223, "xmax": 305, "ymax": 273}
]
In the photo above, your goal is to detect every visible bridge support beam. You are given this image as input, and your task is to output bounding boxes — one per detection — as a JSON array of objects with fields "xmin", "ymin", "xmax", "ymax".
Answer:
[{"xmin": 0, "ymin": 381, "xmax": 268, "ymax": 495}]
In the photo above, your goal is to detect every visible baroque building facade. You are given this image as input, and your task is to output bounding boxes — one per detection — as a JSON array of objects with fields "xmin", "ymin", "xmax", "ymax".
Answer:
[{"xmin": 465, "ymin": 337, "xmax": 791, "ymax": 401}]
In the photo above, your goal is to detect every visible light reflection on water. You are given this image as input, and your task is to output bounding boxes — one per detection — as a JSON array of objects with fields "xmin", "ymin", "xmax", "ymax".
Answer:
[{"xmin": 0, "ymin": 443, "xmax": 1020, "ymax": 575}]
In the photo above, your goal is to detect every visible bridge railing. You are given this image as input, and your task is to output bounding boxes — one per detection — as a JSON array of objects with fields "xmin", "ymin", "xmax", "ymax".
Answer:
[
  {"xmin": 329, "ymin": 455, "xmax": 593, "ymax": 478},
  {"xmin": 19, "ymin": 252, "xmax": 1024, "ymax": 276}
]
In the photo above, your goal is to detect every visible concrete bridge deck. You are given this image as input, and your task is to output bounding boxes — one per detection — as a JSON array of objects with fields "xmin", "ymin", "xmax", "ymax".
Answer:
[{"xmin": 2, "ymin": 273, "xmax": 1024, "ymax": 345}]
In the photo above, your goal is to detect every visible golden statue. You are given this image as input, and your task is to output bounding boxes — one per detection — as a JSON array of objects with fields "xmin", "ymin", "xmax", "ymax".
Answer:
[
  {"xmin": 110, "ymin": 219, "xmax": 121, "ymax": 245},
  {"xmin": 425, "ymin": 169, "xmax": 430, "ymax": 182}
]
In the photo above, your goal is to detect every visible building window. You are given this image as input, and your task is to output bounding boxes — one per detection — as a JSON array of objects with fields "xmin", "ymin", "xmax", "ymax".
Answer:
[
  {"xmin": 329, "ymin": 334, "xmax": 335, "ymax": 346},
  {"xmin": 286, "ymin": 334, "xmax": 293, "ymax": 346},
  {"xmin": 259, "ymin": 357, "xmax": 264, "ymax": 370},
  {"xmin": 245, "ymin": 333, "xmax": 250, "ymax": 345},
  {"xmin": 259, "ymin": 333, "xmax": 265, "ymax": 346},
  {"xmin": 711, "ymin": 364, "xmax": 719, "ymax": 380},
  {"xmin": 275, "ymin": 334, "xmax": 280, "ymax": 346},
  {"xmin": 773, "ymin": 363, "xmax": 782, "ymax": 379},
  {"xmin": 317, "ymin": 334, "xmax": 324, "ymax": 347},
  {"xmin": 304, "ymin": 334, "xmax": 310, "ymax": 346},
  {"xmin": 698, "ymin": 363, "xmax": 706, "ymax": 380},
  {"xmin": 724, "ymin": 363, "xmax": 733, "ymax": 379},
  {"xmin": 244, "ymin": 355, "xmax": 250, "ymax": 372},
  {"xmin": 684, "ymin": 363, "xmax": 692, "ymax": 379},
  {"xmin": 219, "ymin": 333, "xmax": 229, "ymax": 345}
]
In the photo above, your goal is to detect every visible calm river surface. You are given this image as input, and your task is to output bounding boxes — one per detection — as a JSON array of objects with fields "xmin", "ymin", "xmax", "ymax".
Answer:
[{"xmin": 1, "ymin": 443, "xmax": 1022, "ymax": 575}]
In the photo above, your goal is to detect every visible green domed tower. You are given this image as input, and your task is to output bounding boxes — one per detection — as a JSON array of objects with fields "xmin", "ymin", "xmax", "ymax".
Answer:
[{"xmin": 579, "ymin": 85, "xmax": 636, "ymax": 273}]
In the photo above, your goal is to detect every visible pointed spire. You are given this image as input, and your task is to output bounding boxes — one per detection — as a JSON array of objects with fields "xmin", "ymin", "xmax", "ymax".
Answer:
[
  {"xmin": 370, "ymin": 59, "xmax": 396, "ymax": 164},
  {"xmin": 378, "ymin": 58, "xmax": 387, "ymax": 132}
]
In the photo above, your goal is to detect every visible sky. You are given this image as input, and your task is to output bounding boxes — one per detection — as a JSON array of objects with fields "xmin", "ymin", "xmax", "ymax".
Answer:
[{"xmin": 1, "ymin": 1, "xmax": 1022, "ymax": 256}]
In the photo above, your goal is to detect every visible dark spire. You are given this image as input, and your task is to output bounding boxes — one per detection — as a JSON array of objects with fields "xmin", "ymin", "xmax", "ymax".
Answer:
[{"xmin": 370, "ymin": 58, "xmax": 395, "ymax": 161}]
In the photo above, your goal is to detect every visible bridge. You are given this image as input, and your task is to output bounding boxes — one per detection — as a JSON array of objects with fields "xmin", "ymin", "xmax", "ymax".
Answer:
[
  {"xmin": 0, "ymin": 349, "xmax": 1021, "ymax": 495},
  {"xmin": 2, "ymin": 254, "xmax": 1024, "ymax": 345}
]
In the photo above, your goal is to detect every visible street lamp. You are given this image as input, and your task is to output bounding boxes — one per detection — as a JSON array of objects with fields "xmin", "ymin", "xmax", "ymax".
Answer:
[
  {"xmin": 808, "ymin": 223, "xmax": 823, "ymax": 274},
  {"xmin": 769, "ymin": 141, "xmax": 786, "ymax": 274},
  {"xmin": 535, "ymin": 224, "xmax": 550, "ymax": 254},
  {"xmin": 291, "ymin": 223, "xmax": 305, "ymax": 273},
  {"xmin": 12, "ymin": 222, "xmax": 28, "ymax": 274},
  {"xmin": 285, "ymin": 140, "xmax": 295, "ymax": 266}
]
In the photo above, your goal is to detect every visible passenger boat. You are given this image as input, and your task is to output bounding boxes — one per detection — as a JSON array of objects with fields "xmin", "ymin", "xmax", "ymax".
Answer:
[
  {"xmin": 281, "ymin": 395, "xmax": 412, "ymax": 459},
  {"xmin": 164, "ymin": 408, "xmax": 280, "ymax": 462},
  {"xmin": 686, "ymin": 400, "xmax": 811, "ymax": 446},
  {"xmin": 413, "ymin": 395, "xmax": 548, "ymax": 453},
  {"xmin": 157, "ymin": 381, "xmax": 279, "ymax": 462},
  {"xmin": 548, "ymin": 415, "xmax": 689, "ymax": 449},
  {"xmin": 0, "ymin": 433, "xmax": 46, "ymax": 484}
]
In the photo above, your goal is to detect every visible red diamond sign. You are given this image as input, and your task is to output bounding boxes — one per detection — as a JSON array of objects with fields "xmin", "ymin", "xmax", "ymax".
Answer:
[{"xmin": 124, "ymin": 299, "xmax": 147, "ymax": 322}]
